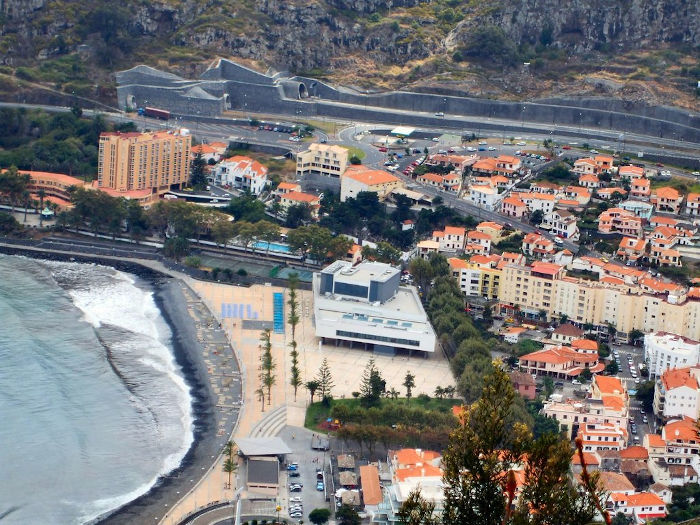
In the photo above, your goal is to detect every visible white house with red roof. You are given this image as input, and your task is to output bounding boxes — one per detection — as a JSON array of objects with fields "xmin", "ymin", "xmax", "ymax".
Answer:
[
  {"xmin": 541, "ymin": 209, "xmax": 579, "ymax": 240},
  {"xmin": 617, "ymin": 237, "xmax": 648, "ymax": 263},
  {"xmin": 607, "ymin": 492, "xmax": 667, "ymax": 522},
  {"xmin": 501, "ymin": 196, "xmax": 528, "ymax": 218},
  {"xmin": 521, "ymin": 232, "xmax": 555, "ymax": 256},
  {"xmin": 466, "ymin": 230, "xmax": 492, "ymax": 254},
  {"xmin": 432, "ymin": 225, "xmax": 466, "ymax": 253},
  {"xmin": 518, "ymin": 345, "xmax": 604, "ymax": 379},
  {"xmin": 685, "ymin": 193, "xmax": 700, "ymax": 216},
  {"xmin": 212, "ymin": 155, "xmax": 268, "ymax": 195},
  {"xmin": 578, "ymin": 173, "xmax": 601, "ymax": 189},
  {"xmin": 579, "ymin": 422, "xmax": 628, "ymax": 452},
  {"xmin": 651, "ymin": 187, "xmax": 684, "ymax": 214},
  {"xmin": 653, "ymin": 366, "xmax": 700, "ymax": 422}
]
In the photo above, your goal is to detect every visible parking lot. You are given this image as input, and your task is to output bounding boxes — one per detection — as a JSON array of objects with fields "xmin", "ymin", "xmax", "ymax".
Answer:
[{"xmin": 278, "ymin": 426, "xmax": 330, "ymax": 523}]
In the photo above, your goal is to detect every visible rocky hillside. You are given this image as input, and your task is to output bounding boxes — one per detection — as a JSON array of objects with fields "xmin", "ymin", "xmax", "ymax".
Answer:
[{"xmin": 0, "ymin": 0, "xmax": 698, "ymax": 108}]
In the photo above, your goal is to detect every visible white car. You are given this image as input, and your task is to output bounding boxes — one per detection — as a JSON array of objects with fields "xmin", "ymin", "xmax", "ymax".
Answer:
[
  {"xmin": 572, "ymin": 380, "xmax": 581, "ymax": 385},
  {"xmin": 488, "ymin": 146, "xmax": 496, "ymax": 151},
  {"xmin": 432, "ymin": 137, "xmax": 440, "ymax": 142},
  {"xmin": 289, "ymin": 497, "xmax": 303, "ymax": 503},
  {"xmin": 517, "ymin": 141, "xmax": 527, "ymax": 146}
]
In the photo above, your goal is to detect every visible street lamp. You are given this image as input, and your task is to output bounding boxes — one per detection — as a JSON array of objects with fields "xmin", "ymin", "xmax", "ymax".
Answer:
[{"xmin": 276, "ymin": 505, "xmax": 281, "ymax": 524}]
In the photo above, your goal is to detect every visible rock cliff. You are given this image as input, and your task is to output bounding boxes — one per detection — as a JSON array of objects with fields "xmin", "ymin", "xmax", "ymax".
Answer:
[{"xmin": 0, "ymin": 0, "xmax": 697, "ymax": 106}]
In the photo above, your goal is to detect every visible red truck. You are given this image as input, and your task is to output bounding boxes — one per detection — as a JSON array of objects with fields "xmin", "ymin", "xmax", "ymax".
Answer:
[{"xmin": 143, "ymin": 107, "xmax": 171, "ymax": 120}]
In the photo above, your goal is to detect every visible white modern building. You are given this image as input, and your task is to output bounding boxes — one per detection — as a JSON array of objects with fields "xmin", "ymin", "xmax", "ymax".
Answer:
[
  {"xmin": 644, "ymin": 332, "xmax": 700, "ymax": 378},
  {"xmin": 211, "ymin": 155, "xmax": 268, "ymax": 195},
  {"xmin": 468, "ymin": 185, "xmax": 499, "ymax": 211},
  {"xmin": 313, "ymin": 261, "xmax": 437, "ymax": 354},
  {"xmin": 653, "ymin": 366, "xmax": 700, "ymax": 422}
]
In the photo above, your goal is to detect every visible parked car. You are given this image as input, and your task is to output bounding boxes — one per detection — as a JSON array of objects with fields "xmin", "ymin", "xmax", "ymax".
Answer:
[
  {"xmin": 290, "ymin": 496, "xmax": 303, "ymax": 503},
  {"xmin": 290, "ymin": 485, "xmax": 302, "ymax": 492},
  {"xmin": 488, "ymin": 146, "xmax": 496, "ymax": 151},
  {"xmin": 289, "ymin": 512, "xmax": 303, "ymax": 518},
  {"xmin": 378, "ymin": 147, "xmax": 387, "ymax": 152},
  {"xmin": 289, "ymin": 471, "xmax": 301, "ymax": 477},
  {"xmin": 316, "ymin": 481, "xmax": 325, "ymax": 491},
  {"xmin": 432, "ymin": 137, "xmax": 440, "ymax": 142},
  {"xmin": 287, "ymin": 463, "xmax": 298, "ymax": 471}
]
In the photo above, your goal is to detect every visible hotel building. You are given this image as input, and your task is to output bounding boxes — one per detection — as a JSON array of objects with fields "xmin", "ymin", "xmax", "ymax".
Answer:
[
  {"xmin": 296, "ymin": 143, "xmax": 348, "ymax": 179},
  {"xmin": 97, "ymin": 130, "xmax": 191, "ymax": 195}
]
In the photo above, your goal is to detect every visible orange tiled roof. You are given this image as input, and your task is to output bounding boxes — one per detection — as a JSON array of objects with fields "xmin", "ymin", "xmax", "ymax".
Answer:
[
  {"xmin": 531, "ymin": 261, "xmax": 562, "ymax": 275},
  {"xmin": 594, "ymin": 375, "xmax": 625, "ymax": 395},
  {"xmin": 477, "ymin": 221, "xmax": 503, "ymax": 230},
  {"xmin": 619, "ymin": 237, "xmax": 647, "ymax": 251},
  {"xmin": 663, "ymin": 417, "xmax": 699, "ymax": 442},
  {"xmin": 419, "ymin": 173, "xmax": 445, "ymax": 184},
  {"xmin": 283, "ymin": 191, "xmax": 319, "ymax": 203},
  {"xmin": 579, "ymin": 174, "xmax": 599, "ymax": 182},
  {"xmin": 571, "ymin": 339, "xmax": 598, "ymax": 351},
  {"xmin": 620, "ymin": 446, "xmax": 649, "ymax": 460},
  {"xmin": 277, "ymin": 182, "xmax": 301, "ymax": 191},
  {"xmin": 647, "ymin": 434, "xmax": 665, "ymax": 447},
  {"xmin": 662, "ymin": 367, "xmax": 699, "ymax": 391},
  {"xmin": 497, "ymin": 155, "xmax": 520, "ymax": 164},
  {"xmin": 654, "ymin": 186, "xmax": 681, "ymax": 200},
  {"xmin": 346, "ymin": 167, "xmax": 400, "ymax": 186},
  {"xmin": 572, "ymin": 451, "xmax": 600, "ymax": 466},
  {"xmin": 448, "ymin": 257, "xmax": 469, "ymax": 270},
  {"xmin": 359, "ymin": 465, "xmax": 382, "ymax": 505},
  {"xmin": 444, "ymin": 225, "xmax": 466, "ymax": 236},
  {"xmin": 599, "ymin": 471, "xmax": 635, "ymax": 492},
  {"xmin": 468, "ymin": 230, "xmax": 491, "ymax": 240},
  {"xmin": 602, "ymin": 397, "xmax": 626, "ymax": 412},
  {"xmin": 191, "ymin": 144, "xmax": 216, "ymax": 154},
  {"xmin": 472, "ymin": 158, "xmax": 498, "ymax": 171},
  {"xmin": 395, "ymin": 463, "xmax": 443, "ymax": 481}
]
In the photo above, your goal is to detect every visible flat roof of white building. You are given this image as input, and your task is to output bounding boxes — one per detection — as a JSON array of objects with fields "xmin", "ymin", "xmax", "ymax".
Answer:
[{"xmin": 391, "ymin": 126, "xmax": 415, "ymax": 137}]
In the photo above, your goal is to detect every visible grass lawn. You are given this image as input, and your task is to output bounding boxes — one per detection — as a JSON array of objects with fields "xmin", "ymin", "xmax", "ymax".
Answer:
[
  {"xmin": 649, "ymin": 176, "xmax": 700, "ymax": 193},
  {"xmin": 304, "ymin": 396, "xmax": 461, "ymax": 433},
  {"xmin": 302, "ymin": 119, "xmax": 338, "ymax": 135},
  {"xmin": 339, "ymin": 145, "xmax": 366, "ymax": 160}
]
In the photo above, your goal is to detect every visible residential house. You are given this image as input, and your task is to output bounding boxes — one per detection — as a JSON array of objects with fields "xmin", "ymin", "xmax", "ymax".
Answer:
[
  {"xmin": 591, "ymin": 375, "xmax": 628, "ymax": 404},
  {"xmin": 530, "ymin": 181, "xmax": 561, "ymax": 194},
  {"xmin": 517, "ymin": 192, "xmax": 556, "ymax": 214},
  {"xmin": 598, "ymin": 472, "xmax": 636, "ymax": 495},
  {"xmin": 276, "ymin": 181, "xmax": 301, "ymax": 195},
  {"xmin": 541, "ymin": 210, "xmax": 579, "ymax": 240},
  {"xmin": 296, "ymin": 143, "xmax": 348, "ymax": 178},
  {"xmin": 432, "ymin": 226, "xmax": 466, "ymax": 253},
  {"xmin": 427, "ymin": 153, "xmax": 477, "ymax": 173},
  {"xmin": 469, "ymin": 185, "xmax": 499, "ymax": 210},
  {"xmin": 518, "ymin": 345, "xmax": 603, "ymax": 379},
  {"xmin": 646, "ymin": 417, "xmax": 700, "ymax": 487},
  {"xmin": 617, "ymin": 237, "xmax": 648, "ymax": 263},
  {"xmin": 578, "ymin": 173, "xmax": 601, "ymax": 189},
  {"xmin": 552, "ymin": 323, "xmax": 584, "ymax": 344},
  {"xmin": 341, "ymin": 166, "xmax": 403, "ymax": 202},
  {"xmin": 501, "ymin": 196, "xmax": 528, "ymax": 219},
  {"xmin": 466, "ymin": 230, "xmax": 492, "ymax": 255},
  {"xmin": 417, "ymin": 172, "xmax": 445, "ymax": 188},
  {"xmin": 521, "ymin": 233, "xmax": 556, "ymax": 257},
  {"xmin": 685, "ymin": 193, "xmax": 700, "ymax": 216},
  {"xmin": 401, "ymin": 219, "xmax": 414, "ymax": 231},
  {"xmin": 495, "ymin": 155, "xmax": 521, "ymax": 177},
  {"xmin": 504, "ymin": 326, "xmax": 528, "ymax": 344},
  {"xmin": 619, "ymin": 165, "xmax": 646, "ymax": 180},
  {"xmin": 490, "ymin": 175, "xmax": 510, "ymax": 190},
  {"xmin": 212, "ymin": 155, "xmax": 268, "ymax": 195},
  {"xmin": 191, "ymin": 143, "xmax": 222, "ymax": 163},
  {"xmin": 416, "ymin": 240, "xmax": 440, "ymax": 259},
  {"xmin": 543, "ymin": 396, "xmax": 627, "ymax": 439},
  {"xmin": 573, "ymin": 158, "xmax": 598, "ymax": 175},
  {"xmin": 563, "ymin": 186, "xmax": 592, "ymax": 206},
  {"xmin": 597, "ymin": 187, "xmax": 627, "ymax": 200},
  {"xmin": 595, "ymin": 155, "xmax": 614, "ymax": 173},
  {"xmin": 607, "ymin": 492, "xmax": 667, "ymax": 522},
  {"xmin": 620, "ymin": 199, "xmax": 654, "ymax": 219},
  {"xmin": 510, "ymin": 371, "xmax": 536, "ymax": 400},
  {"xmin": 630, "ymin": 178, "xmax": 651, "ymax": 200},
  {"xmin": 651, "ymin": 187, "xmax": 684, "ymax": 214},
  {"xmin": 471, "ymin": 157, "xmax": 498, "ymax": 175},
  {"xmin": 279, "ymin": 191, "xmax": 321, "ymax": 219},
  {"xmin": 442, "ymin": 173, "xmax": 462, "ymax": 193},
  {"xmin": 578, "ymin": 422, "xmax": 628, "ymax": 452},
  {"xmin": 598, "ymin": 208, "xmax": 643, "ymax": 236},
  {"xmin": 653, "ymin": 366, "xmax": 700, "ymax": 422},
  {"xmin": 476, "ymin": 221, "xmax": 504, "ymax": 241}
]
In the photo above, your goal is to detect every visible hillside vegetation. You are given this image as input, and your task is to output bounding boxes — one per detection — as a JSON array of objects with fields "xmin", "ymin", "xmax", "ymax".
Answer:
[{"xmin": 0, "ymin": 0, "xmax": 698, "ymax": 108}]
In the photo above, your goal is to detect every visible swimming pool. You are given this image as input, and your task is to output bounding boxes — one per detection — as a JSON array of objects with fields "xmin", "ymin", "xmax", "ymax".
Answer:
[{"xmin": 252, "ymin": 241, "xmax": 293, "ymax": 253}]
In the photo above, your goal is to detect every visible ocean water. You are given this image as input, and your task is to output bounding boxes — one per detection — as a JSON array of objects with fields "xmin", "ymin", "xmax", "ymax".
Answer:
[{"xmin": 0, "ymin": 256, "xmax": 193, "ymax": 525}]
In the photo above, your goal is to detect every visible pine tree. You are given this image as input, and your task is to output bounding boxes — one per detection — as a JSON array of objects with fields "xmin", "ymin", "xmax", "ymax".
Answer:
[
  {"xmin": 260, "ymin": 329, "xmax": 276, "ymax": 404},
  {"xmin": 287, "ymin": 274, "xmax": 302, "ymax": 400},
  {"xmin": 316, "ymin": 358, "xmax": 334, "ymax": 399},
  {"xmin": 359, "ymin": 358, "xmax": 385, "ymax": 406}
]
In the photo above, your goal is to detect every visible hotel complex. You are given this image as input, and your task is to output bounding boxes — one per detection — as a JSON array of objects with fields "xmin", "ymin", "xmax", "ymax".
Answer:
[
  {"xmin": 97, "ymin": 129, "xmax": 192, "ymax": 195},
  {"xmin": 313, "ymin": 261, "xmax": 436, "ymax": 354},
  {"xmin": 296, "ymin": 143, "xmax": 349, "ymax": 179}
]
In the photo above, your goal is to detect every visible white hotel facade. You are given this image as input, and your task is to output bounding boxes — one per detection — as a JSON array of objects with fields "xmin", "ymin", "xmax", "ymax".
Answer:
[{"xmin": 313, "ymin": 261, "xmax": 436, "ymax": 354}]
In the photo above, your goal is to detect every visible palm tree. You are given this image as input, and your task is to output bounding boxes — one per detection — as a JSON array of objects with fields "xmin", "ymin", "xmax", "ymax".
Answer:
[
  {"xmin": 37, "ymin": 188, "xmax": 46, "ymax": 227},
  {"xmin": 256, "ymin": 386, "xmax": 266, "ymax": 411},
  {"xmin": 306, "ymin": 380, "xmax": 320, "ymax": 404},
  {"xmin": 223, "ymin": 457, "xmax": 237, "ymax": 489},
  {"xmin": 22, "ymin": 190, "xmax": 31, "ymax": 223}
]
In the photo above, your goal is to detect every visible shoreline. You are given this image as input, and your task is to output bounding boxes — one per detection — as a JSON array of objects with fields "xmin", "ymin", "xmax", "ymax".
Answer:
[{"xmin": 0, "ymin": 247, "xmax": 240, "ymax": 525}]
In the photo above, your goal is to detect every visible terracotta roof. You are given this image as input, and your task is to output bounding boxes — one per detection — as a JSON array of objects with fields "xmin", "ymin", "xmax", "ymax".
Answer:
[
  {"xmin": 579, "ymin": 174, "xmax": 599, "ymax": 182},
  {"xmin": 594, "ymin": 375, "xmax": 625, "ymax": 396},
  {"xmin": 619, "ymin": 237, "xmax": 647, "ymax": 251},
  {"xmin": 191, "ymin": 144, "xmax": 216, "ymax": 154},
  {"xmin": 395, "ymin": 464, "xmax": 443, "ymax": 481},
  {"xmin": 497, "ymin": 155, "xmax": 520, "ymax": 164},
  {"xmin": 654, "ymin": 186, "xmax": 681, "ymax": 200},
  {"xmin": 530, "ymin": 261, "xmax": 563, "ymax": 275},
  {"xmin": 277, "ymin": 182, "xmax": 301, "ymax": 191},
  {"xmin": 20, "ymin": 170, "xmax": 88, "ymax": 188},
  {"xmin": 664, "ymin": 417, "xmax": 700, "ymax": 442},
  {"xmin": 571, "ymin": 338, "xmax": 598, "ymax": 351},
  {"xmin": 620, "ymin": 446, "xmax": 649, "ymax": 460},
  {"xmin": 599, "ymin": 471, "xmax": 635, "ymax": 492},
  {"xmin": 575, "ymin": 158, "xmax": 597, "ymax": 166},
  {"xmin": 553, "ymin": 323, "xmax": 584, "ymax": 337},
  {"xmin": 602, "ymin": 397, "xmax": 626, "ymax": 412},
  {"xmin": 572, "ymin": 452, "xmax": 600, "ymax": 466},
  {"xmin": 687, "ymin": 193, "xmax": 700, "ymax": 203},
  {"xmin": 557, "ymin": 199, "xmax": 581, "ymax": 206},
  {"xmin": 418, "ymin": 172, "xmax": 445, "ymax": 184},
  {"xmin": 472, "ymin": 158, "xmax": 498, "ymax": 171},
  {"xmin": 520, "ymin": 345, "xmax": 584, "ymax": 365},
  {"xmin": 448, "ymin": 257, "xmax": 469, "ymax": 270},
  {"xmin": 444, "ymin": 225, "xmax": 466, "ymax": 236},
  {"xmin": 633, "ymin": 178, "xmax": 650, "ymax": 188},
  {"xmin": 345, "ymin": 167, "xmax": 400, "ymax": 186},
  {"xmin": 283, "ymin": 191, "xmax": 319, "ymax": 203},
  {"xmin": 646, "ymin": 434, "xmax": 665, "ymax": 448},
  {"xmin": 597, "ymin": 187, "xmax": 627, "ymax": 196},
  {"xmin": 468, "ymin": 230, "xmax": 491, "ymax": 240},
  {"xmin": 394, "ymin": 448, "xmax": 440, "ymax": 467},
  {"xmin": 359, "ymin": 465, "xmax": 382, "ymax": 505},
  {"xmin": 619, "ymin": 165, "xmax": 645, "ymax": 176},
  {"xmin": 616, "ymin": 492, "xmax": 666, "ymax": 507},
  {"xmin": 503, "ymin": 196, "xmax": 527, "ymax": 207},
  {"xmin": 651, "ymin": 216, "xmax": 679, "ymax": 226}
]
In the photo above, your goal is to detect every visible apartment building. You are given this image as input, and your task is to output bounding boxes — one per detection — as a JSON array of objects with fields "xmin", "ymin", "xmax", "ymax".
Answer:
[
  {"xmin": 578, "ymin": 422, "xmax": 628, "ymax": 452},
  {"xmin": 279, "ymin": 191, "xmax": 321, "ymax": 218},
  {"xmin": 543, "ymin": 395, "xmax": 627, "ymax": 438},
  {"xmin": 466, "ymin": 230, "xmax": 492, "ymax": 254},
  {"xmin": 468, "ymin": 185, "xmax": 499, "ymax": 210},
  {"xmin": 645, "ymin": 332, "xmax": 700, "ymax": 378},
  {"xmin": 515, "ymin": 192, "xmax": 556, "ymax": 214},
  {"xmin": 98, "ymin": 129, "xmax": 191, "ymax": 194},
  {"xmin": 653, "ymin": 366, "xmax": 700, "ymax": 422},
  {"xmin": 562, "ymin": 185, "xmax": 592, "ymax": 205},
  {"xmin": 23, "ymin": 170, "xmax": 90, "ymax": 209},
  {"xmin": 340, "ymin": 166, "xmax": 402, "ymax": 202},
  {"xmin": 296, "ymin": 143, "xmax": 348, "ymax": 178},
  {"xmin": 646, "ymin": 417, "xmax": 700, "ymax": 487},
  {"xmin": 497, "ymin": 263, "xmax": 700, "ymax": 340},
  {"xmin": 495, "ymin": 155, "xmax": 521, "ymax": 176},
  {"xmin": 448, "ymin": 257, "xmax": 501, "ymax": 299}
]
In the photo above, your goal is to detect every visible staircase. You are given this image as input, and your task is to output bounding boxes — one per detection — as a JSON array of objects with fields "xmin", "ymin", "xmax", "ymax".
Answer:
[{"xmin": 248, "ymin": 405, "xmax": 287, "ymax": 438}]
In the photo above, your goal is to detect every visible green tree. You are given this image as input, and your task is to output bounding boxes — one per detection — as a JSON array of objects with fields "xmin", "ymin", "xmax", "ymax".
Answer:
[
  {"xmin": 629, "ymin": 329, "xmax": 644, "ymax": 345},
  {"xmin": 255, "ymin": 220, "xmax": 281, "ymax": 255},
  {"xmin": 288, "ymin": 273, "xmax": 302, "ymax": 401},
  {"xmin": 579, "ymin": 368, "xmax": 592, "ymax": 382},
  {"xmin": 408, "ymin": 257, "xmax": 434, "ymax": 294},
  {"xmin": 260, "ymin": 328, "xmax": 276, "ymax": 404},
  {"xmin": 396, "ymin": 489, "xmax": 440, "ymax": 525},
  {"xmin": 635, "ymin": 380, "xmax": 655, "ymax": 412},
  {"xmin": 605, "ymin": 360, "xmax": 620, "ymax": 375},
  {"xmin": 362, "ymin": 241, "xmax": 402, "ymax": 265},
  {"xmin": 611, "ymin": 512, "xmax": 632, "ymax": 525},
  {"xmin": 403, "ymin": 371, "xmax": 416, "ymax": 401},
  {"xmin": 530, "ymin": 209, "xmax": 544, "ymax": 226},
  {"xmin": 163, "ymin": 236, "xmax": 190, "ymax": 261},
  {"xmin": 316, "ymin": 358, "xmax": 334, "ymax": 399},
  {"xmin": 190, "ymin": 152, "xmax": 208, "ymax": 189},
  {"xmin": 359, "ymin": 357, "xmax": 386, "ymax": 406},
  {"xmin": 226, "ymin": 194, "xmax": 267, "ymax": 222},
  {"xmin": 211, "ymin": 219, "xmax": 236, "ymax": 247},
  {"xmin": 285, "ymin": 203, "xmax": 312, "ymax": 228},
  {"xmin": 308, "ymin": 508, "xmax": 331, "ymax": 525},
  {"xmin": 335, "ymin": 504, "xmax": 361, "ymax": 525}
]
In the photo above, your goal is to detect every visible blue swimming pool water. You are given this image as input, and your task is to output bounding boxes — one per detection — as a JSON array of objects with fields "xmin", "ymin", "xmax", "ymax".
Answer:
[{"xmin": 252, "ymin": 241, "xmax": 292, "ymax": 253}]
